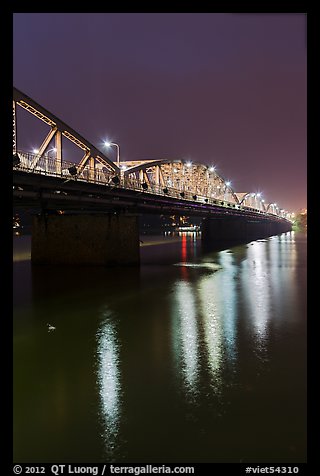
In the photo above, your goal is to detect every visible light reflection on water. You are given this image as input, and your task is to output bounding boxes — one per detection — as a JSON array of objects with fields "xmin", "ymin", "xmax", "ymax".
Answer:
[
  {"xmin": 172, "ymin": 245, "xmax": 242, "ymax": 399},
  {"xmin": 197, "ymin": 269, "xmax": 224, "ymax": 393},
  {"xmin": 241, "ymin": 233, "xmax": 299, "ymax": 352},
  {"xmin": 243, "ymin": 240, "xmax": 271, "ymax": 344},
  {"xmin": 172, "ymin": 281, "xmax": 200, "ymax": 399},
  {"xmin": 14, "ymin": 231, "xmax": 306, "ymax": 462},
  {"xmin": 172, "ymin": 249, "xmax": 239, "ymax": 398},
  {"xmin": 268, "ymin": 232, "xmax": 298, "ymax": 324},
  {"xmin": 96, "ymin": 310, "xmax": 122, "ymax": 459},
  {"xmin": 215, "ymin": 250, "xmax": 237, "ymax": 366}
]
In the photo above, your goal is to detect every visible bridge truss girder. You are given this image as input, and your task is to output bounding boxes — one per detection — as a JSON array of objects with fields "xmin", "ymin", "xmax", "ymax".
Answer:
[
  {"xmin": 13, "ymin": 87, "xmax": 119, "ymax": 177},
  {"xmin": 238, "ymin": 192, "xmax": 267, "ymax": 212},
  {"xmin": 13, "ymin": 88, "xmax": 291, "ymax": 220},
  {"xmin": 124, "ymin": 159, "xmax": 240, "ymax": 204}
]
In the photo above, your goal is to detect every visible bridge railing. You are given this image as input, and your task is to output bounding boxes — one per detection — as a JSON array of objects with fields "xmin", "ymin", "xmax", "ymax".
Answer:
[
  {"xmin": 14, "ymin": 150, "xmax": 285, "ymax": 219},
  {"xmin": 14, "ymin": 150, "xmax": 116, "ymax": 184},
  {"xmin": 120, "ymin": 179, "xmax": 275, "ymax": 216}
]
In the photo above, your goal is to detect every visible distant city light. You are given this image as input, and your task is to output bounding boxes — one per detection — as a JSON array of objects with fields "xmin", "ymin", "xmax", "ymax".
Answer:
[
  {"xmin": 209, "ymin": 166, "xmax": 215, "ymax": 172},
  {"xmin": 186, "ymin": 161, "xmax": 192, "ymax": 168},
  {"xmin": 226, "ymin": 181, "xmax": 231, "ymax": 187},
  {"xmin": 257, "ymin": 193, "xmax": 261, "ymax": 198},
  {"xmin": 33, "ymin": 148, "xmax": 39, "ymax": 154}
]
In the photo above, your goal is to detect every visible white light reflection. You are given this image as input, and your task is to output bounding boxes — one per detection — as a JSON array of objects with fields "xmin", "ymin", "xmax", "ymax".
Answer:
[
  {"xmin": 241, "ymin": 241, "xmax": 271, "ymax": 347},
  {"xmin": 268, "ymin": 236, "xmax": 281, "ymax": 305},
  {"xmin": 242, "ymin": 233, "xmax": 300, "ymax": 356},
  {"xmin": 268, "ymin": 232, "xmax": 298, "ymax": 324},
  {"xmin": 197, "ymin": 273, "xmax": 223, "ymax": 391},
  {"xmin": 197, "ymin": 250, "xmax": 237, "ymax": 392},
  {"xmin": 217, "ymin": 251, "xmax": 237, "ymax": 364},
  {"xmin": 96, "ymin": 312, "xmax": 122, "ymax": 453},
  {"xmin": 172, "ymin": 281, "xmax": 199, "ymax": 399}
]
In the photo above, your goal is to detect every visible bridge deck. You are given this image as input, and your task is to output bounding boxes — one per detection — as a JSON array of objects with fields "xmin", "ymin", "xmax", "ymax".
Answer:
[{"xmin": 13, "ymin": 168, "xmax": 290, "ymax": 226}]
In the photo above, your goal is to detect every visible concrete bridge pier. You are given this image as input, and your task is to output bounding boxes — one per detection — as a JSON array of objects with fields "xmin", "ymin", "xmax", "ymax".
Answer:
[
  {"xmin": 202, "ymin": 216, "xmax": 292, "ymax": 246},
  {"xmin": 276, "ymin": 220, "xmax": 292, "ymax": 234},
  {"xmin": 31, "ymin": 213, "xmax": 140, "ymax": 266},
  {"xmin": 202, "ymin": 216, "xmax": 247, "ymax": 243},
  {"xmin": 246, "ymin": 219, "xmax": 270, "ymax": 240}
]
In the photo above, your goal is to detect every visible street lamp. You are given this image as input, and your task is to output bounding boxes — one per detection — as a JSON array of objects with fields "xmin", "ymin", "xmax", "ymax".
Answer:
[
  {"xmin": 224, "ymin": 181, "xmax": 231, "ymax": 200},
  {"xmin": 104, "ymin": 141, "xmax": 120, "ymax": 167},
  {"xmin": 47, "ymin": 147, "xmax": 57, "ymax": 158},
  {"xmin": 45, "ymin": 147, "xmax": 57, "ymax": 173},
  {"xmin": 252, "ymin": 193, "xmax": 257, "ymax": 209}
]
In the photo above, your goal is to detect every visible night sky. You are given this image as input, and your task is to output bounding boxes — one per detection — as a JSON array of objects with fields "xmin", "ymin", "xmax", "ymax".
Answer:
[{"xmin": 13, "ymin": 13, "xmax": 307, "ymax": 212}]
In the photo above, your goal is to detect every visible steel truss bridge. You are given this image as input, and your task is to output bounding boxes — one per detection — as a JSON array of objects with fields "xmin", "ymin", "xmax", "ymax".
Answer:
[{"xmin": 13, "ymin": 87, "xmax": 292, "ymax": 223}]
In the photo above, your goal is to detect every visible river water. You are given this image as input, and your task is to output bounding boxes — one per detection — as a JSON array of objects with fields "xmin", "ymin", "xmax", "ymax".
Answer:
[{"xmin": 13, "ymin": 231, "xmax": 307, "ymax": 463}]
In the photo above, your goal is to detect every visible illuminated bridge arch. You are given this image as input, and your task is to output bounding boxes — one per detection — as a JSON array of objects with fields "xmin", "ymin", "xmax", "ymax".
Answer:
[
  {"xmin": 265, "ymin": 202, "xmax": 283, "ymax": 216},
  {"xmin": 123, "ymin": 159, "xmax": 240, "ymax": 204},
  {"xmin": 238, "ymin": 192, "xmax": 267, "ymax": 212},
  {"xmin": 12, "ymin": 88, "xmax": 291, "ymax": 219},
  {"xmin": 13, "ymin": 87, "xmax": 118, "ymax": 178}
]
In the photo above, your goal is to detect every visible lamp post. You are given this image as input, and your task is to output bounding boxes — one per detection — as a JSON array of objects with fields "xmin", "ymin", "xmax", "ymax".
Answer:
[
  {"xmin": 104, "ymin": 141, "xmax": 120, "ymax": 167},
  {"xmin": 225, "ymin": 181, "xmax": 231, "ymax": 201},
  {"xmin": 256, "ymin": 193, "xmax": 262, "ymax": 211},
  {"xmin": 48, "ymin": 147, "xmax": 57, "ymax": 158},
  {"xmin": 252, "ymin": 193, "xmax": 257, "ymax": 210},
  {"xmin": 46, "ymin": 147, "xmax": 57, "ymax": 173}
]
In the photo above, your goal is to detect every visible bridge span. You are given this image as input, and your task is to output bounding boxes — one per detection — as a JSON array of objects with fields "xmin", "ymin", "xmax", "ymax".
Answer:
[{"xmin": 13, "ymin": 87, "xmax": 292, "ymax": 265}]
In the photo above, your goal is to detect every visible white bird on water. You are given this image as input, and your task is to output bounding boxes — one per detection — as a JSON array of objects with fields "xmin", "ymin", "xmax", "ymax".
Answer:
[{"xmin": 47, "ymin": 323, "xmax": 56, "ymax": 332}]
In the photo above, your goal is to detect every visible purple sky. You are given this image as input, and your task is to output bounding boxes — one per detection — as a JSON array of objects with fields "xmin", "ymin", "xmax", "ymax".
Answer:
[{"xmin": 13, "ymin": 13, "xmax": 307, "ymax": 212}]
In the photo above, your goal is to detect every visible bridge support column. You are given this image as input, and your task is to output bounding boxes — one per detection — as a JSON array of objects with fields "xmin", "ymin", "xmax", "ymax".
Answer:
[
  {"xmin": 31, "ymin": 213, "xmax": 140, "ymax": 266},
  {"xmin": 202, "ymin": 216, "xmax": 247, "ymax": 243},
  {"xmin": 202, "ymin": 216, "xmax": 292, "ymax": 246}
]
